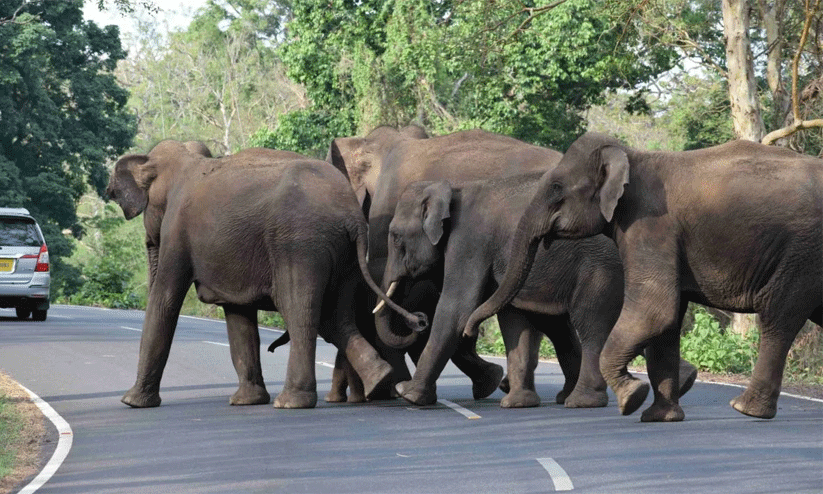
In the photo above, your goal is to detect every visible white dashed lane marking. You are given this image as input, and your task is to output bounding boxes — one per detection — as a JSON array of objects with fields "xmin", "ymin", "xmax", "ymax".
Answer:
[
  {"xmin": 437, "ymin": 399, "xmax": 481, "ymax": 419},
  {"xmin": 537, "ymin": 457, "xmax": 574, "ymax": 491}
]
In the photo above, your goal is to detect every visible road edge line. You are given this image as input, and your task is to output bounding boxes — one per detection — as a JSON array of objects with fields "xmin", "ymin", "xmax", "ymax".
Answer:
[{"xmin": 17, "ymin": 384, "xmax": 73, "ymax": 494}]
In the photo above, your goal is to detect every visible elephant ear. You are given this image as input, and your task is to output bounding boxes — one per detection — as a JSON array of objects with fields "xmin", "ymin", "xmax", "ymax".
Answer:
[
  {"xmin": 328, "ymin": 137, "xmax": 363, "ymax": 182},
  {"xmin": 108, "ymin": 154, "xmax": 151, "ymax": 220},
  {"xmin": 421, "ymin": 181, "xmax": 452, "ymax": 245},
  {"xmin": 597, "ymin": 146, "xmax": 630, "ymax": 222}
]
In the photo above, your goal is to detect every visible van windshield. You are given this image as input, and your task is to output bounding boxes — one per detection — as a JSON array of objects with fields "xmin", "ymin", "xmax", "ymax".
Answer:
[{"xmin": 0, "ymin": 217, "xmax": 42, "ymax": 247}]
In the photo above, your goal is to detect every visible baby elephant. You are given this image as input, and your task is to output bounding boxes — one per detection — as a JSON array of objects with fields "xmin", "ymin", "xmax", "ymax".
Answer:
[
  {"xmin": 107, "ymin": 140, "xmax": 425, "ymax": 409},
  {"xmin": 376, "ymin": 173, "xmax": 625, "ymax": 408}
]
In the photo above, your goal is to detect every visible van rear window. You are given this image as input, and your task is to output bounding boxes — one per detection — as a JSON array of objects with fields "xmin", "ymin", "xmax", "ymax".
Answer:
[{"xmin": 0, "ymin": 217, "xmax": 42, "ymax": 247}]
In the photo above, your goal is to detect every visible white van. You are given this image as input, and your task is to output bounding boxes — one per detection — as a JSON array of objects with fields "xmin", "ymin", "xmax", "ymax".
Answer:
[{"xmin": 0, "ymin": 208, "xmax": 50, "ymax": 320}]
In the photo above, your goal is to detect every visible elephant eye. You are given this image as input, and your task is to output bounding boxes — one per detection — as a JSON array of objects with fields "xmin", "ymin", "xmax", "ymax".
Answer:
[
  {"xmin": 390, "ymin": 231, "xmax": 402, "ymax": 247},
  {"xmin": 549, "ymin": 182, "xmax": 563, "ymax": 198}
]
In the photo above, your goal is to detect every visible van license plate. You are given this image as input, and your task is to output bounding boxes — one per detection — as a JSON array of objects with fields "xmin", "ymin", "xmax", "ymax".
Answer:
[{"xmin": 0, "ymin": 259, "xmax": 14, "ymax": 272}]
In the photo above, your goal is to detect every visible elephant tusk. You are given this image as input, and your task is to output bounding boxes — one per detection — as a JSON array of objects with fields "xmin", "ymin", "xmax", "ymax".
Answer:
[{"xmin": 373, "ymin": 281, "xmax": 399, "ymax": 314}]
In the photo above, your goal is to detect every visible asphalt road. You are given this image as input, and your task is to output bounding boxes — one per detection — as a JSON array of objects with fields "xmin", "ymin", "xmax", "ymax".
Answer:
[{"xmin": 1, "ymin": 305, "xmax": 821, "ymax": 493}]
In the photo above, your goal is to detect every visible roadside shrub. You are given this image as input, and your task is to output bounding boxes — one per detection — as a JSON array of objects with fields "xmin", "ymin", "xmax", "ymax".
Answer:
[{"xmin": 680, "ymin": 307, "xmax": 759, "ymax": 374}]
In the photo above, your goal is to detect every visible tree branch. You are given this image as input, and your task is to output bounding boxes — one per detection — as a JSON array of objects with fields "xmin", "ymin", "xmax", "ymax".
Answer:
[{"xmin": 761, "ymin": 0, "xmax": 823, "ymax": 145}]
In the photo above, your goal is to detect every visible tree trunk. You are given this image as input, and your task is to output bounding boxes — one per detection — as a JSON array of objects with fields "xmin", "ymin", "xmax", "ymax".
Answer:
[
  {"xmin": 722, "ymin": 0, "xmax": 767, "ymax": 142},
  {"xmin": 722, "ymin": 0, "xmax": 765, "ymax": 335},
  {"xmin": 758, "ymin": 0, "xmax": 792, "ymax": 131}
]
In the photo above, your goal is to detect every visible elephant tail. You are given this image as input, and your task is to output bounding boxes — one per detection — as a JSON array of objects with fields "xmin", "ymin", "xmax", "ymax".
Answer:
[
  {"xmin": 347, "ymin": 217, "xmax": 429, "ymax": 335},
  {"xmin": 267, "ymin": 331, "xmax": 290, "ymax": 353}
]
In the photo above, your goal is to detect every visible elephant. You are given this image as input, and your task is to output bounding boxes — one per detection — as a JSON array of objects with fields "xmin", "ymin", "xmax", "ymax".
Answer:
[
  {"xmin": 376, "ymin": 176, "xmax": 624, "ymax": 408},
  {"xmin": 327, "ymin": 125, "xmax": 566, "ymax": 400},
  {"xmin": 465, "ymin": 132, "xmax": 823, "ymax": 422},
  {"xmin": 106, "ymin": 140, "xmax": 426, "ymax": 409}
]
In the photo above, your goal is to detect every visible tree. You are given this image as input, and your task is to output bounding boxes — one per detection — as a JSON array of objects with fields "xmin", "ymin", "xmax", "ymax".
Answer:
[
  {"xmin": 269, "ymin": 0, "xmax": 677, "ymax": 153},
  {"xmin": 0, "ymin": 0, "xmax": 137, "ymax": 288},
  {"xmin": 121, "ymin": 0, "xmax": 304, "ymax": 154}
]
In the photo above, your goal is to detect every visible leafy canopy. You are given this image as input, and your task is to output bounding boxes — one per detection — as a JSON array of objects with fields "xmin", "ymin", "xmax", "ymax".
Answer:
[
  {"xmin": 261, "ymin": 0, "xmax": 677, "ymax": 153},
  {"xmin": 0, "ymin": 0, "xmax": 136, "ymax": 263}
]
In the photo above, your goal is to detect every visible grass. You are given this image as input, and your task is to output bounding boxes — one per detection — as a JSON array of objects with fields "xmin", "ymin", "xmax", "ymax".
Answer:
[{"xmin": 0, "ymin": 372, "xmax": 44, "ymax": 492}]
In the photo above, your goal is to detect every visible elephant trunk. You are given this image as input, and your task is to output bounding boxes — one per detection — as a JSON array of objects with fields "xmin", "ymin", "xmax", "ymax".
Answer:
[
  {"xmin": 351, "ymin": 219, "xmax": 429, "ymax": 346},
  {"xmin": 463, "ymin": 210, "xmax": 557, "ymax": 337}
]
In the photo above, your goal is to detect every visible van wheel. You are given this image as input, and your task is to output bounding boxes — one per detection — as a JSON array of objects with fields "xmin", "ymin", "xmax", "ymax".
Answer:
[
  {"xmin": 32, "ymin": 309, "xmax": 47, "ymax": 321},
  {"xmin": 16, "ymin": 308, "xmax": 31, "ymax": 320}
]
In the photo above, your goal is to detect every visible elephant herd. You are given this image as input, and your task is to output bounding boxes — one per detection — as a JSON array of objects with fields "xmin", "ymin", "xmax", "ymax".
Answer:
[{"xmin": 106, "ymin": 126, "xmax": 822, "ymax": 423}]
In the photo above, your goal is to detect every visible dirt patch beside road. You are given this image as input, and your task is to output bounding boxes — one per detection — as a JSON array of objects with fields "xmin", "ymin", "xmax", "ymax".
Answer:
[{"xmin": 0, "ymin": 372, "xmax": 46, "ymax": 494}]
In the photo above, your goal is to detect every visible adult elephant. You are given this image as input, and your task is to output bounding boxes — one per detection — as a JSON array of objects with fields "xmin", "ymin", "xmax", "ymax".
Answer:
[
  {"xmin": 106, "ymin": 140, "xmax": 426, "ymax": 409},
  {"xmin": 376, "ymin": 176, "xmax": 624, "ymax": 408},
  {"xmin": 465, "ymin": 132, "xmax": 823, "ymax": 422},
  {"xmin": 328, "ymin": 125, "xmax": 565, "ymax": 399}
]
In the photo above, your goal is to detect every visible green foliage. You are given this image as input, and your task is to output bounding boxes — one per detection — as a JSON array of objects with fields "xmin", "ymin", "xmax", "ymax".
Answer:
[
  {"xmin": 663, "ymin": 75, "xmax": 735, "ymax": 150},
  {"xmin": 680, "ymin": 307, "xmax": 759, "ymax": 374},
  {"xmin": 249, "ymin": 109, "xmax": 355, "ymax": 158},
  {"xmin": 123, "ymin": 0, "xmax": 303, "ymax": 154},
  {"xmin": 0, "ymin": 0, "xmax": 136, "ymax": 268},
  {"xmin": 276, "ymin": 0, "xmax": 677, "ymax": 148},
  {"xmin": 59, "ymin": 202, "xmax": 147, "ymax": 309}
]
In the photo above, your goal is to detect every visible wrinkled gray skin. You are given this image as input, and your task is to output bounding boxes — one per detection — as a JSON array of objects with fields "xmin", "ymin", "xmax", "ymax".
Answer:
[
  {"xmin": 328, "ymin": 125, "xmax": 564, "ymax": 401},
  {"xmin": 106, "ymin": 140, "xmax": 425, "ymax": 409},
  {"xmin": 467, "ymin": 132, "xmax": 823, "ymax": 422},
  {"xmin": 381, "ymin": 176, "xmax": 625, "ymax": 408}
]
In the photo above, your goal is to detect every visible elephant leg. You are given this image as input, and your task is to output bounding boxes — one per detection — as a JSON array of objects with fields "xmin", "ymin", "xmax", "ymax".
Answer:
[
  {"xmin": 730, "ymin": 309, "xmax": 808, "ymax": 419},
  {"xmin": 122, "ymin": 251, "xmax": 192, "ymax": 408},
  {"xmin": 271, "ymin": 264, "xmax": 321, "ymax": 409},
  {"xmin": 564, "ymin": 313, "xmax": 609, "ymax": 409},
  {"xmin": 322, "ymin": 264, "xmax": 393, "ymax": 401},
  {"xmin": 400, "ymin": 278, "xmax": 503, "ymax": 399},
  {"xmin": 344, "ymin": 356, "xmax": 366, "ymax": 403},
  {"xmin": 497, "ymin": 308, "xmax": 541, "ymax": 408},
  {"xmin": 542, "ymin": 317, "xmax": 582, "ymax": 405},
  {"xmin": 325, "ymin": 350, "xmax": 350, "ymax": 403},
  {"xmin": 224, "ymin": 306, "xmax": 270, "ymax": 406},
  {"xmin": 449, "ymin": 333, "xmax": 504, "ymax": 400},
  {"xmin": 396, "ymin": 273, "xmax": 487, "ymax": 406}
]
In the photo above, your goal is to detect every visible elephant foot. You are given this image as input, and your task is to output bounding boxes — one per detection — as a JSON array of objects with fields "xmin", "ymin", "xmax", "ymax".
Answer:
[
  {"xmin": 347, "ymin": 390, "xmax": 367, "ymax": 403},
  {"xmin": 564, "ymin": 387, "xmax": 608, "ymax": 408},
  {"xmin": 614, "ymin": 378, "xmax": 650, "ymax": 416},
  {"xmin": 472, "ymin": 362, "xmax": 505, "ymax": 399},
  {"xmin": 273, "ymin": 389, "xmax": 317, "ymax": 409},
  {"xmin": 501, "ymin": 389, "xmax": 540, "ymax": 408},
  {"xmin": 640, "ymin": 400, "xmax": 685, "ymax": 422},
  {"xmin": 361, "ymin": 360, "xmax": 394, "ymax": 400},
  {"xmin": 730, "ymin": 388, "xmax": 778, "ymax": 419},
  {"xmin": 121, "ymin": 386, "xmax": 161, "ymax": 408},
  {"xmin": 499, "ymin": 375, "xmax": 510, "ymax": 394},
  {"xmin": 555, "ymin": 388, "xmax": 570, "ymax": 405},
  {"xmin": 324, "ymin": 389, "xmax": 348, "ymax": 403},
  {"xmin": 396, "ymin": 380, "xmax": 437, "ymax": 406},
  {"xmin": 679, "ymin": 359, "xmax": 698, "ymax": 397},
  {"xmin": 230, "ymin": 383, "xmax": 270, "ymax": 406}
]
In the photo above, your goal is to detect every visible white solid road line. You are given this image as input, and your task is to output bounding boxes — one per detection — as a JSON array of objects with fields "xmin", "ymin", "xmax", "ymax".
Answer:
[
  {"xmin": 537, "ymin": 457, "xmax": 574, "ymax": 491},
  {"xmin": 437, "ymin": 399, "xmax": 481, "ymax": 419},
  {"xmin": 17, "ymin": 385, "xmax": 73, "ymax": 494},
  {"xmin": 203, "ymin": 341, "xmax": 230, "ymax": 347},
  {"xmin": 120, "ymin": 326, "xmax": 142, "ymax": 332},
  {"xmin": 316, "ymin": 361, "xmax": 335, "ymax": 368}
]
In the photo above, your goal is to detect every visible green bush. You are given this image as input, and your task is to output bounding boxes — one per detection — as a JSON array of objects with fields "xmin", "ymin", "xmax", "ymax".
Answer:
[{"xmin": 680, "ymin": 307, "xmax": 759, "ymax": 374}]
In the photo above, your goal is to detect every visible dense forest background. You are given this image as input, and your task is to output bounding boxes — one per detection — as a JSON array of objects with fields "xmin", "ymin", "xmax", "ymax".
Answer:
[{"xmin": 1, "ymin": 0, "xmax": 821, "ymax": 378}]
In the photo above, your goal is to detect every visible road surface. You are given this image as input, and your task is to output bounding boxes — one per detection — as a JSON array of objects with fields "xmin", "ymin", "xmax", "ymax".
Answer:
[{"xmin": 1, "ymin": 305, "xmax": 821, "ymax": 493}]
